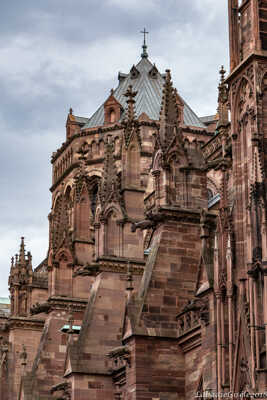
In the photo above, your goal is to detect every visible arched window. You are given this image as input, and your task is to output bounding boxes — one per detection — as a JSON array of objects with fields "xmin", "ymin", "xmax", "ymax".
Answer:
[
  {"xmin": 65, "ymin": 186, "xmax": 72, "ymax": 228},
  {"xmin": 90, "ymin": 184, "xmax": 98, "ymax": 217},
  {"xmin": 77, "ymin": 186, "xmax": 90, "ymax": 241},
  {"xmin": 92, "ymin": 141, "xmax": 97, "ymax": 157},
  {"xmin": 110, "ymin": 109, "xmax": 116, "ymax": 123},
  {"xmin": 106, "ymin": 210, "xmax": 120, "ymax": 256},
  {"xmin": 128, "ymin": 145, "xmax": 140, "ymax": 186},
  {"xmin": 55, "ymin": 251, "xmax": 72, "ymax": 297}
]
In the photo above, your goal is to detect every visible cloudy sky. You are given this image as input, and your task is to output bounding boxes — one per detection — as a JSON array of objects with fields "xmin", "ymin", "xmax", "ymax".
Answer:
[{"xmin": 0, "ymin": 0, "xmax": 229, "ymax": 297}]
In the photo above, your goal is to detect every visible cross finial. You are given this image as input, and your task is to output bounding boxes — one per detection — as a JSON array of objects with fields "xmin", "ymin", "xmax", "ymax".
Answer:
[
  {"xmin": 124, "ymin": 85, "xmax": 137, "ymax": 100},
  {"xmin": 140, "ymin": 28, "xmax": 149, "ymax": 58}
]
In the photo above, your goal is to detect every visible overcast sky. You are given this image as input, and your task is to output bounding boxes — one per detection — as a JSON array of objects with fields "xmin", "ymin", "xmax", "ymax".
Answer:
[{"xmin": 0, "ymin": 0, "xmax": 229, "ymax": 297}]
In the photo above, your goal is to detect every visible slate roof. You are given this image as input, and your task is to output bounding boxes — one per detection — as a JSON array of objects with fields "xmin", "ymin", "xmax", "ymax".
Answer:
[
  {"xmin": 0, "ymin": 297, "xmax": 10, "ymax": 305},
  {"xmin": 199, "ymin": 115, "xmax": 217, "ymax": 124},
  {"xmin": 0, "ymin": 297, "xmax": 10, "ymax": 316},
  {"xmin": 74, "ymin": 116, "xmax": 90, "ymax": 124},
  {"xmin": 83, "ymin": 57, "xmax": 206, "ymax": 130}
]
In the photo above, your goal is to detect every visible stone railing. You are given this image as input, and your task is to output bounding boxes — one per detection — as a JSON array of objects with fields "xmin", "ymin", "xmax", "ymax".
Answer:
[
  {"xmin": 177, "ymin": 310, "xmax": 200, "ymax": 337},
  {"xmin": 107, "ymin": 346, "xmax": 131, "ymax": 373},
  {"xmin": 177, "ymin": 299, "xmax": 209, "ymax": 337}
]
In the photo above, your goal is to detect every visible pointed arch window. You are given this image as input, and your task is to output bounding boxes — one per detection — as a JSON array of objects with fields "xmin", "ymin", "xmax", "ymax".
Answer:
[
  {"xmin": 127, "ymin": 144, "xmax": 140, "ymax": 187},
  {"xmin": 106, "ymin": 210, "xmax": 120, "ymax": 256},
  {"xmin": 90, "ymin": 184, "xmax": 98, "ymax": 217},
  {"xmin": 110, "ymin": 109, "xmax": 116, "ymax": 123}
]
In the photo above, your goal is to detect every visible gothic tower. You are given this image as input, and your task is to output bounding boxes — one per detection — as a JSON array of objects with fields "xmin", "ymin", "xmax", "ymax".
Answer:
[{"xmin": 223, "ymin": 0, "xmax": 267, "ymax": 392}]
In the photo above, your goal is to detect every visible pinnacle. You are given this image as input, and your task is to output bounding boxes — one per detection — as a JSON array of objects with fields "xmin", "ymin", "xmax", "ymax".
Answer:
[
  {"xmin": 124, "ymin": 85, "xmax": 137, "ymax": 122},
  {"xmin": 159, "ymin": 68, "xmax": 180, "ymax": 147},
  {"xmin": 19, "ymin": 236, "xmax": 26, "ymax": 265},
  {"xmin": 219, "ymin": 65, "xmax": 226, "ymax": 83},
  {"xmin": 217, "ymin": 65, "xmax": 229, "ymax": 128}
]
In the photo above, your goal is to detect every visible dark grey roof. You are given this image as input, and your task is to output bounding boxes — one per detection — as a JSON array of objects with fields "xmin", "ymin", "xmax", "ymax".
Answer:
[
  {"xmin": 83, "ymin": 57, "xmax": 206, "ymax": 130},
  {"xmin": 74, "ymin": 116, "xmax": 90, "ymax": 124},
  {"xmin": 0, "ymin": 297, "xmax": 10, "ymax": 316},
  {"xmin": 199, "ymin": 115, "xmax": 217, "ymax": 124}
]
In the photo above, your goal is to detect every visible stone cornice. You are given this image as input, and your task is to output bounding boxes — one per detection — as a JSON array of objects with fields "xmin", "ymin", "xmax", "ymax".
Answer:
[
  {"xmin": 51, "ymin": 120, "xmax": 159, "ymax": 163},
  {"xmin": 177, "ymin": 323, "xmax": 201, "ymax": 353},
  {"xmin": 50, "ymin": 162, "xmax": 79, "ymax": 192},
  {"xmin": 47, "ymin": 296, "xmax": 88, "ymax": 312},
  {"xmin": 225, "ymin": 51, "xmax": 267, "ymax": 83},
  {"xmin": 74, "ymin": 256, "xmax": 145, "ymax": 277},
  {"xmin": 8, "ymin": 316, "xmax": 44, "ymax": 331},
  {"xmin": 182, "ymin": 126, "xmax": 212, "ymax": 136},
  {"xmin": 149, "ymin": 206, "xmax": 217, "ymax": 226}
]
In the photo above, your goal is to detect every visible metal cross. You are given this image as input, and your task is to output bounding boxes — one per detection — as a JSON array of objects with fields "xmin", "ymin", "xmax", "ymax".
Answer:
[{"xmin": 140, "ymin": 28, "xmax": 149, "ymax": 45}]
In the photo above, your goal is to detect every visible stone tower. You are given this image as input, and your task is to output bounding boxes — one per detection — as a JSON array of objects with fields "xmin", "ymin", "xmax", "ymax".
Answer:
[{"xmin": 211, "ymin": 0, "xmax": 267, "ymax": 392}]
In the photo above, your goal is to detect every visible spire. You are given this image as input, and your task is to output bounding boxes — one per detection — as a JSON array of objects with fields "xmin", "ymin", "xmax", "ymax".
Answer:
[
  {"xmin": 140, "ymin": 28, "xmax": 149, "ymax": 58},
  {"xmin": 9, "ymin": 238, "xmax": 33, "ymax": 288},
  {"xmin": 99, "ymin": 139, "xmax": 122, "ymax": 210},
  {"xmin": 19, "ymin": 237, "xmax": 26, "ymax": 265},
  {"xmin": 159, "ymin": 69, "xmax": 180, "ymax": 148},
  {"xmin": 122, "ymin": 85, "xmax": 142, "ymax": 149},
  {"xmin": 219, "ymin": 65, "xmax": 226, "ymax": 84},
  {"xmin": 217, "ymin": 65, "xmax": 229, "ymax": 130}
]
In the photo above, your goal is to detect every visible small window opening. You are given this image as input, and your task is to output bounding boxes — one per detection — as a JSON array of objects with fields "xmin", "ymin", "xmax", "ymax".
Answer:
[{"xmin": 110, "ymin": 109, "xmax": 116, "ymax": 123}]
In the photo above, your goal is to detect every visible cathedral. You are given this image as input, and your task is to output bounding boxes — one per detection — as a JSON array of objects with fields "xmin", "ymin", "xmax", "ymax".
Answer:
[{"xmin": 1, "ymin": 0, "xmax": 267, "ymax": 398}]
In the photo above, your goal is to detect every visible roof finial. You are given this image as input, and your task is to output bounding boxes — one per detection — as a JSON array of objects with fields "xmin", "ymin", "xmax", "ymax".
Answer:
[{"xmin": 140, "ymin": 28, "xmax": 149, "ymax": 58}]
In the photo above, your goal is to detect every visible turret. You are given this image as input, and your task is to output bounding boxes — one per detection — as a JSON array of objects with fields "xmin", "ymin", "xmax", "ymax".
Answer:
[
  {"xmin": 152, "ymin": 69, "xmax": 207, "ymax": 210},
  {"xmin": 9, "ymin": 237, "xmax": 33, "ymax": 316}
]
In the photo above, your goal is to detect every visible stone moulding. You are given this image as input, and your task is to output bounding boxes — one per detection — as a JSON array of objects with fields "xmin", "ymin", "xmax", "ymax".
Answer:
[
  {"xmin": 74, "ymin": 258, "xmax": 145, "ymax": 277},
  {"xmin": 51, "ymin": 120, "xmax": 159, "ymax": 163},
  {"xmin": 143, "ymin": 206, "xmax": 217, "ymax": 227},
  {"xmin": 47, "ymin": 296, "xmax": 88, "ymax": 312},
  {"xmin": 8, "ymin": 317, "xmax": 44, "ymax": 331},
  {"xmin": 50, "ymin": 162, "xmax": 79, "ymax": 192}
]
